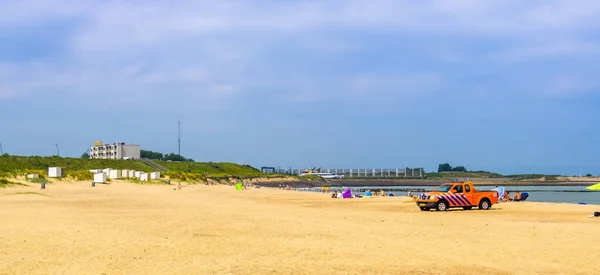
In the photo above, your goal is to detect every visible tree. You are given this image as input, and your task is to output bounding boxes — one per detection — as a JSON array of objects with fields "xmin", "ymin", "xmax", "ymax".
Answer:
[
  {"xmin": 438, "ymin": 163, "xmax": 452, "ymax": 172},
  {"xmin": 452, "ymin": 166, "xmax": 467, "ymax": 172},
  {"xmin": 141, "ymin": 149, "xmax": 194, "ymax": 162},
  {"xmin": 140, "ymin": 150, "xmax": 164, "ymax": 160},
  {"xmin": 438, "ymin": 163, "xmax": 468, "ymax": 172},
  {"xmin": 164, "ymin": 153, "xmax": 187, "ymax": 162},
  {"xmin": 81, "ymin": 152, "xmax": 90, "ymax": 159},
  {"xmin": 586, "ymin": 173, "xmax": 593, "ymax": 177}
]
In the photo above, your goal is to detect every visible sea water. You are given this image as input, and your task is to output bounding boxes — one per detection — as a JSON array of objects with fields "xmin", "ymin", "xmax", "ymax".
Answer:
[{"xmin": 307, "ymin": 185, "xmax": 600, "ymax": 205}]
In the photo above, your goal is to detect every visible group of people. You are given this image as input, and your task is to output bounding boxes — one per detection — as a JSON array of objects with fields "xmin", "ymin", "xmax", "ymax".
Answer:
[
  {"xmin": 330, "ymin": 191, "xmax": 357, "ymax": 198},
  {"xmin": 329, "ymin": 189, "xmax": 394, "ymax": 198},
  {"xmin": 278, "ymin": 184, "xmax": 292, "ymax": 190},
  {"xmin": 501, "ymin": 191, "xmax": 522, "ymax": 202}
]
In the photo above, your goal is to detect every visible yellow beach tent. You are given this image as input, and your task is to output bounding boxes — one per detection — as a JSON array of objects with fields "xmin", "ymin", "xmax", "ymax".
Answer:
[{"xmin": 586, "ymin": 183, "xmax": 600, "ymax": 191}]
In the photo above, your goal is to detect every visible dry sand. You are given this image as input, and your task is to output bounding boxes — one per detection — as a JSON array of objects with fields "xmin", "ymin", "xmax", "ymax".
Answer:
[{"xmin": 1, "ymin": 180, "xmax": 599, "ymax": 275}]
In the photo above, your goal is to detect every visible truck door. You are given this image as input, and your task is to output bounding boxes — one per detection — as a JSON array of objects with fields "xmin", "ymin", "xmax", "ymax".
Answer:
[
  {"xmin": 450, "ymin": 184, "xmax": 466, "ymax": 206},
  {"xmin": 463, "ymin": 184, "xmax": 474, "ymax": 206}
]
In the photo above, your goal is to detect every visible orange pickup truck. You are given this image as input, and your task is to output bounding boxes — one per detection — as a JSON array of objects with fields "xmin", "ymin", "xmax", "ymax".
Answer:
[{"xmin": 415, "ymin": 181, "xmax": 499, "ymax": 211}]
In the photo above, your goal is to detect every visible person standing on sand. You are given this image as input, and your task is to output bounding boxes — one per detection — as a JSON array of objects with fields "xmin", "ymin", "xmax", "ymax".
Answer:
[{"xmin": 178, "ymin": 182, "xmax": 182, "ymax": 191}]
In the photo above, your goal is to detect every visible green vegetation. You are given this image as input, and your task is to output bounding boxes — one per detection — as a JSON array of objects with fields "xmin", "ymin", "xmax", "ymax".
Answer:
[
  {"xmin": 0, "ymin": 155, "xmax": 277, "ymax": 182},
  {"xmin": 437, "ymin": 163, "xmax": 467, "ymax": 172},
  {"xmin": 141, "ymin": 150, "xmax": 194, "ymax": 162},
  {"xmin": 9, "ymin": 191, "xmax": 46, "ymax": 196},
  {"xmin": 65, "ymin": 170, "xmax": 94, "ymax": 181},
  {"xmin": 127, "ymin": 177, "xmax": 171, "ymax": 185},
  {"xmin": 0, "ymin": 178, "xmax": 25, "ymax": 188},
  {"xmin": 157, "ymin": 161, "xmax": 261, "ymax": 177},
  {"xmin": 163, "ymin": 171, "xmax": 206, "ymax": 181},
  {"xmin": 0, "ymin": 155, "xmax": 152, "ymax": 172},
  {"xmin": 26, "ymin": 177, "xmax": 47, "ymax": 183}
]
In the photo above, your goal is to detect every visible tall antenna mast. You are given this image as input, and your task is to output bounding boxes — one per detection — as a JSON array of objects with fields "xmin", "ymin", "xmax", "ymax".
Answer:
[
  {"xmin": 0, "ymin": 142, "xmax": 3, "ymax": 155},
  {"xmin": 178, "ymin": 121, "xmax": 181, "ymax": 156},
  {"xmin": 55, "ymin": 143, "xmax": 60, "ymax": 156}
]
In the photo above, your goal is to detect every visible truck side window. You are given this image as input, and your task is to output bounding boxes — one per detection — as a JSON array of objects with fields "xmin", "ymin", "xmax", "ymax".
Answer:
[
  {"xmin": 465, "ymin": 185, "xmax": 471, "ymax": 193},
  {"xmin": 453, "ymin": 185, "xmax": 463, "ymax": 193}
]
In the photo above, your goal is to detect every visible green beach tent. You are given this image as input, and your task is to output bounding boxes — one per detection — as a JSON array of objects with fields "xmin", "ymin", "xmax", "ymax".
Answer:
[
  {"xmin": 235, "ymin": 183, "xmax": 243, "ymax": 190},
  {"xmin": 586, "ymin": 183, "xmax": 600, "ymax": 191}
]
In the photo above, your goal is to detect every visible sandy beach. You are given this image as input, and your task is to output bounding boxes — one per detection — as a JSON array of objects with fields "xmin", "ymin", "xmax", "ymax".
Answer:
[{"xmin": 1, "ymin": 180, "xmax": 599, "ymax": 275}]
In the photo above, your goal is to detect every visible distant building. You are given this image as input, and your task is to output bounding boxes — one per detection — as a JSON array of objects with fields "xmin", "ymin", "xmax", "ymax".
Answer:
[{"xmin": 89, "ymin": 141, "xmax": 140, "ymax": 160}]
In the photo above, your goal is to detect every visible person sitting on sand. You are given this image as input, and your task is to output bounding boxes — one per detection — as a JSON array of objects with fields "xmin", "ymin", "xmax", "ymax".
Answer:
[
  {"xmin": 513, "ymin": 191, "xmax": 521, "ymax": 201},
  {"xmin": 502, "ymin": 191, "xmax": 510, "ymax": 202},
  {"xmin": 407, "ymin": 190, "xmax": 417, "ymax": 201},
  {"xmin": 331, "ymin": 192, "xmax": 337, "ymax": 199}
]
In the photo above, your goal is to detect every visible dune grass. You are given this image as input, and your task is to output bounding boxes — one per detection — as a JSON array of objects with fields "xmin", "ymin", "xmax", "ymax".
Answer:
[
  {"xmin": 0, "ymin": 155, "xmax": 273, "ymax": 180},
  {"xmin": 157, "ymin": 161, "xmax": 262, "ymax": 177},
  {"xmin": 127, "ymin": 178, "xmax": 171, "ymax": 185},
  {"xmin": 9, "ymin": 191, "xmax": 46, "ymax": 196},
  {"xmin": 0, "ymin": 155, "xmax": 153, "ymax": 172},
  {"xmin": 0, "ymin": 178, "xmax": 26, "ymax": 188}
]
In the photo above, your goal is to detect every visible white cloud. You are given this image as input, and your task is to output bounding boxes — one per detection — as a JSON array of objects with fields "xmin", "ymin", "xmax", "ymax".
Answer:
[{"xmin": 0, "ymin": 0, "xmax": 599, "ymax": 104}]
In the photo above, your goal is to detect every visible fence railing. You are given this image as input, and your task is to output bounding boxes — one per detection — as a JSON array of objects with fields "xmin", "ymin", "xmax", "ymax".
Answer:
[{"xmin": 269, "ymin": 168, "xmax": 425, "ymax": 178}]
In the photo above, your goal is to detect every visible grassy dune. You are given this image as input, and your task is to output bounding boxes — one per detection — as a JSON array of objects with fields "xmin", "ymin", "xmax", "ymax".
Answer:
[
  {"xmin": 0, "ymin": 178, "xmax": 25, "ymax": 188},
  {"xmin": 0, "ymin": 155, "xmax": 152, "ymax": 173},
  {"xmin": 0, "ymin": 155, "xmax": 271, "ymax": 181},
  {"xmin": 157, "ymin": 161, "xmax": 261, "ymax": 177}
]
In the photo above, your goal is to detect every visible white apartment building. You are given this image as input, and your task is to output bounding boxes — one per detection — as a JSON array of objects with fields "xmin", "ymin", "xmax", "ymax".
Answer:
[{"xmin": 89, "ymin": 141, "xmax": 141, "ymax": 160}]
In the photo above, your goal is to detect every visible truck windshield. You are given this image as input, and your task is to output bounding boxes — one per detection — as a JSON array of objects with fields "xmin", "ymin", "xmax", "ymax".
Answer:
[{"xmin": 434, "ymin": 185, "xmax": 452, "ymax": 192}]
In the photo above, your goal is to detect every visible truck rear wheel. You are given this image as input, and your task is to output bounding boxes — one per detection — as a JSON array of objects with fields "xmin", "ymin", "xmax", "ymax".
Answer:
[
  {"xmin": 436, "ymin": 200, "xmax": 448, "ymax": 211},
  {"xmin": 463, "ymin": 206, "xmax": 473, "ymax": 210},
  {"xmin": 479, "ymin": 199, "xmax": 491, "ymax": 210}
]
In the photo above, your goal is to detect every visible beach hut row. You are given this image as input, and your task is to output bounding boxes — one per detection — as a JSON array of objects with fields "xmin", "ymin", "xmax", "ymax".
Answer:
[
  {"xmin": 88, "ymin": 168, "xmax": 160, "ymax": 183},
  {"xmin": 36, "ymin": 167, "xmax": 161, "ymax": 183}
]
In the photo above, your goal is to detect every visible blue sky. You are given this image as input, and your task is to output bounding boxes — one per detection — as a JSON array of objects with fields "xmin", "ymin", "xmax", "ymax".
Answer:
[{"xmin": 1, "ymin": 0, "xmax": 599, "ymax": 175}]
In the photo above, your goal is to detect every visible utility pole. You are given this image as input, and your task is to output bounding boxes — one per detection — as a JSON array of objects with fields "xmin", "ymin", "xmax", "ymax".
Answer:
[
  {"xmin": 55, "ymin": 143, "xmax": 60, "ymax": 156},
  {"xmin": 178, "ymin": 121, "xmax": 181, "ymax": 156},
  {"xmin": 0, "ymin": 142, "xmax": 3, "ymax": 155}
]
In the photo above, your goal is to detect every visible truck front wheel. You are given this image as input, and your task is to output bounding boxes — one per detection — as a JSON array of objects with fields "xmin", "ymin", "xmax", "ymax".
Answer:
[
  {"xmin": 479, "ymin": 199, "xmax": 491, "ymax": 210},
  {"xmin": 436, "ymin": 200, "xmax": 448, "ymax": 211}
]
